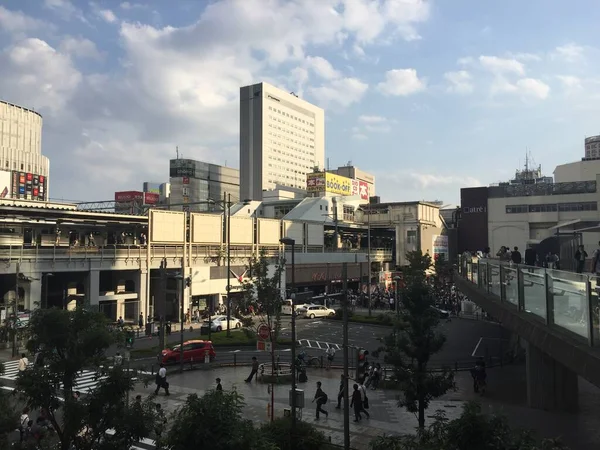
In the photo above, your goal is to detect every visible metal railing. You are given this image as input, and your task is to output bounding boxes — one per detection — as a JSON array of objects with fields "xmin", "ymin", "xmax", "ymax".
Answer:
[{"xmin": 458, "ymin": 257, "xmax": 600, "ymax": 347}]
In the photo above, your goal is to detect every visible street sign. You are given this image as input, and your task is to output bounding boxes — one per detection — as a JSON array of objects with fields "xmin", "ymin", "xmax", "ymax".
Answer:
[
  {"xmin": 257, "ymin": 323, "xmax": 270, "ymax": 341},
  {"xmin": 257, "ymin": 341, "xmax": 272, "ymax": 352}
]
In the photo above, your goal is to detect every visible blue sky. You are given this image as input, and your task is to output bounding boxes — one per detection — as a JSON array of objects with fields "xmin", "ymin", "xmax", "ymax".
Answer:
[{"xmin": 1, "ymin": 0, "xmax": 599, "ymax": 205}]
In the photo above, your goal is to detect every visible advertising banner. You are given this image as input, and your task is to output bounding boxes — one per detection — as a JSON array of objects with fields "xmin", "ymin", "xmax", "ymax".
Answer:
[
  {"xmin": 432, "ymin": 235, "xmax": 449, "ymax": 261},
  {"xmin": 0, "ymin": 170, "xmax": 10, "ymax": 198},
  {"xmin": 115, "ymin": 191, "xmax": 143, "ymax": 202},
  {"xmin": 324, "ymin": 173, "xmax": 351, "ymax": 196},
  {"xmin": 359, "ymin": 181, "xmax": 369, "ymax": 200},
  {"xmin": 306, "ymin": 172, "xmax": 325, "ymax": 192},
  {"xmin": 10, "ymin": 171, "xmax": 46, "ymax": 201},
  {"xmin": 351, "ymin": 179, "xmax": 359, "ymax": 196},
  {"xmin": 143, "ymin": 192, "xmax": 160, "ymax": 205}
]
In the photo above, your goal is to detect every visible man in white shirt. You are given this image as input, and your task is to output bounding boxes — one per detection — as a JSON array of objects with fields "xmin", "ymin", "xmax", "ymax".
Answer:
[
  {"xmin": 326, "ymin": 347, "xmax": 336, "ymax": 370},
  {"xmin": 358, "ymin": 380, "xmax": 370, "ymax": 419},
  {"xmin": 18, "ymin": 353, "xmax": 28, "ymax": 372},
  {"xmin": 154, "ymin": 363, "xmax": 169, "ymax": 396}
]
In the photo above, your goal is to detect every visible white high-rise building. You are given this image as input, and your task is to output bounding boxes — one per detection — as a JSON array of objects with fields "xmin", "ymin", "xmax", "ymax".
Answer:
[{"xmin": 239, "ymin": 82, "xmax": 325, "ymax": 201}]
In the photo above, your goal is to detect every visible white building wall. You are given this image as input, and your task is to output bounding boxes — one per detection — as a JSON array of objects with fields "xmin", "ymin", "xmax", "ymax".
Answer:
[
  {"xmin": 554, "ymin": 160, "xmax": 600, "ymax": 183},
  {"xmin": 488, "ymin": 192, "xmax": 600, "ymax": 253}
]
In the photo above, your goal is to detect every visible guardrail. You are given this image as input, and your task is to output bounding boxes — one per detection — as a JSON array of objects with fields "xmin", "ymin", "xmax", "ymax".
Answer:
[{"xmin": 458, "ymin": 257, "xmax": 600, "ymax": 347}]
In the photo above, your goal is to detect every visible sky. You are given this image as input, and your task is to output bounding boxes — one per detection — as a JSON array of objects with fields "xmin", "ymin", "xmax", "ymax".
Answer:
[{"xmin": 1, "ymin": 0, "xmax": 600, "ymax": 205}]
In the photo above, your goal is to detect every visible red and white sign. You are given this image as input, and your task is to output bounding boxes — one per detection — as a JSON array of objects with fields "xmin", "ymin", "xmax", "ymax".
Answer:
[
  {"xmin": 257, "ymin": 324, "xmax": 271, "ymax": 341},
  {"xmin": 359, "ymin": 181, "xmax": 369, "ymax": 200},
  {"xmin": 351, "ymin": 179, "xmax": 359, "ymax": 196},
  {"xmin": 115, "ymin": 191, "xmax": 144, "ymax": 202},
  {"xmin": 143, "ymin": 192, "xmax": 160, "ymax": 205},
  {"xmin": 182, "ymin": 177, "xmax": 189, "ymax": 185}
]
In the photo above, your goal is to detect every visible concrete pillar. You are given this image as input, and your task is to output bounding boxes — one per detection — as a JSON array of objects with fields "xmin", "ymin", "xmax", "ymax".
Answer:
[
  {"xmin": 85, "ymin": 270, "xmax": 100, "ymax": 310},
  {"xmin": 26, "ymin": 275, "xmax": 42, "ymax": 310},
  {"xmin": 137, "ymin": 270, "xmax": 148, "ymax": 319},
  {"xmin": 526, "ymin": 341, "xmax": 578, "ymax": 412}
]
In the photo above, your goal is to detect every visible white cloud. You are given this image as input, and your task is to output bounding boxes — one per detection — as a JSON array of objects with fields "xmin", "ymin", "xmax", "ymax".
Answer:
[
  {"xmin": 492, "ymin": 77, "xmax": 550, "ymax": 100},
  {"xmin": 457, "ymin": 56, "xmax": 474, "ymax": 66},
  {"xmin": 365, "ymin": 124, "xmax": 391, "ymax": 132},
  {"xmin": 377, "ymin": 68, "xmax": 425, "ymax": 96},
  {"xmin": 507, "ymin": 52, "xmax": 542, "ymax": 62},
  {"xmin": 120, "ymin": 2, "xmax": 146, "ymax": 10},
  {"xmin": 305, "ymin": 56, "xmax": 340, "ymax": 80},
  {"xmin": 553, "ymin": 43, "xmax": 585, "ymax": 62},
  {"xmin": 444, "ymin": 70, "xmax": 473, "ymax": 94},
  {"xmin": 556, "ymin": 75, "xmax": 582, "ymax": 92},
  {"xmin": 0, "ymin": 38, "xmax": 82, "ymax": 112},
  {"xmin": 352, "ymin": 133, "xmax": 368, "ymax": 140},
  {"xmin": 377, "ymin": 171, "xmax": 482, "ymax": 193},
  {"xmin": 43, "ymin": 0, "xmax": 87, "ymax": 23},
  {"xmin": 308, "ymin": 77, "xmax": 368, "ymax": 108},
  {"xmin": 59, "ymin": 36, "xmax": 102, "ymax": 60},
  {"xmin": 358, "ymin": 115, "xmax": 387, "ymax": 124},
  {"xmin": 97, "ymin": 9, "xmax": 117, "ymax": 23},
  {"xmin": 479, "ymin": 56, "xmax": 525, "ymax": 75},
  {"xmin": 0, "ymin": 6, "xmax": 49, "ymax": 35}
]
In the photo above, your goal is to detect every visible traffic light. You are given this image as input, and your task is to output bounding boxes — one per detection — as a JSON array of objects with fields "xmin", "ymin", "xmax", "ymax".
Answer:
[
  {"xmin": 125, "ymin": 330, "xmax": 135, "ymax": 349},
  {"xmin": 185, "ymin": 277, "xmax": 192, "ymax": 288}
]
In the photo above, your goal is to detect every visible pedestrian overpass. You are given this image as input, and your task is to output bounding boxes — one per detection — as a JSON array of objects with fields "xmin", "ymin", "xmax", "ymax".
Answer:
[{"xmin": 455, "ymin": 258, "xmax": 600, "ymax": 412}]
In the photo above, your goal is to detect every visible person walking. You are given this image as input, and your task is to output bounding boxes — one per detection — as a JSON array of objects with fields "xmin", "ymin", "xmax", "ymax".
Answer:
[
  {"xmin": 575, "ymin": 245, "xmax": 588, "ymax": 274},
  {"xmin": 215, "ymin": 378, "xmax": 223, "ymax": 391},
  {"xmin": 350, "ymin": 384, "xmax": 363, "ymax": 422},
  {"xmin": 335, "ymin": 374, "xmax": 345, "ymax": 409},
  {"xmin": 245, "ymin": 357, "xmax": 259, "ymax": 382},
  {"xmin": 18, "ymin": 353, "xmax": 28, "ymax": 372},
  {"xmin": 312, "ymin": 381, "xmax": 328, "ymax": 420},
  {"xmin": 358, "ymin": 379, "xmax": 371, "ymax": 419},
  {"xmin": 154, "ymin": 363, "xmax": 170, "ymax": 396},
  {"xmin": 326, "ymin": 346, "xmax": 336, "ymax": 370},
  {"xmin": 154, "ymin": 403, "xmax": 167, "ymax": 449}
]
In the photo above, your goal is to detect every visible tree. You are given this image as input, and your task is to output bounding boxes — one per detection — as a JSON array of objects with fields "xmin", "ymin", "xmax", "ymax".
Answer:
[
  {"xmin": 15, "ymin": 308, "xmax": 156, "ymax": 450},
  {"xmin": 259, "ymin": 417, "xmax": 330, "ymax": 450},
  {"xmin": 163, "ymin": 389, "xmax": 267, "ymax": 450},
  {"xmin": 369, "ymin": 402, "xmax": 570, "ymax": 450},
  {"xmin": 383, "ymin": 250, "xmax": 455, "ymax": 429}
]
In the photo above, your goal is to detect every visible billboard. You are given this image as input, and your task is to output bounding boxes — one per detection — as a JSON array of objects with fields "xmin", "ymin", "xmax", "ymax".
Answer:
[
  {"xmin": 143, "ymin": 182, "xmax": 161, "ymax": 194},
  {"xmin": 306, "ymin": 172, "xmax": 352, "ymax": 196},
  {"xmin": 432, "ymin": 235, "xmax": 449, "ymax": 261},
  {"xmin": 0, "ymin": 170, "xmax": 10, "ymax": 198},
  {"xmin": 143, "ymin": 192, "xmax": 160, "ymax": 205},
  {"xmin": 10, "ymin": 171, "xmax": 46, "ymax": 201},
  {"xmin": 115, "ymin": 191, "xmax": 143, "ymax": 202}
]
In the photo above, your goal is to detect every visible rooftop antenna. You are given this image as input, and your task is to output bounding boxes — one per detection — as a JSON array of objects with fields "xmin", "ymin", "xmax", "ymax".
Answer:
[{"xmin": 176, "ymin": 146, "xmax": 179, "ymax": 160}]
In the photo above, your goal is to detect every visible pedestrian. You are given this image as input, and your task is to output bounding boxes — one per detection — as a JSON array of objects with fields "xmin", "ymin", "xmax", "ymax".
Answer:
[
  {"xmin": 335, "ymin": 374, "xmax": 345, "ymax": 409},
  {"xmin": 245, "ymin": 357, "xmax": 259, "ymax": 382},
  {"xmin": 350, "ymin": 384, "xmax": 363, "ymax": 422},
  {"xmin": 73, "ymin": 391, "xmax": 81, "ymax": 401},
  {"xmin": 215, "ymin": 377, "xmax": 223, "ymax": 391},
  {"xmin": 312, "ymin": 381, "xmax": 328, "ymax": 420},
  {"xmin": 326, "ymin": 346, "xmax": 336, "ymax": 370},
  {"xmin": 114, "ymin": 352, "xmax": 123, "ymax": 366},
  {"xmin": 139, "ymin": 313, "xmax": 144, "ymax": 330},
  {"xmin": 154, "ymin": 363, "xmax": 170, "ymax": 395},
  {"xmin": 18, "ymin": 353, "xmax": 28, "ymax": 372},
  {"xmin": 575, "ymin": 245, "xmax": 588, "ymax": 274},
  {"xmin": 371, "ymin": 363, "xmax": 381, "ymax": 390},
  {"xmin": 358, "ymin": 380, "xmax": 370, "ymax": 418},
  {"xmin": 19, "ymin": 407, "xmax": 30, "ymax": 442},
  {"xmin": 154, "ymin": 403, "xmax": 167, "ymax": 446}
]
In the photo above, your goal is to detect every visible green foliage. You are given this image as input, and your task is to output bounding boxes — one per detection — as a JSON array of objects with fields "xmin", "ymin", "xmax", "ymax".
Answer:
[
  {"xmin": 242, "ymin": 248, "xmax": 285, "ymax": 342},
  {"xmin": 383, "ymin": 251, "xmax": 455, "ymax": 429},
  {"xmin": 0, "ymin": 364, "xmax": 18, "ymax": 450},
  {"xmin": 369, "ymin": 403, "xmax": 570, "ymax": 450},
  {"xmin": 163, "ymin": 389, "xmax": 258, "ymax": 450},
  {"xmin": 333, "ymin": 308, "xmax": 353, "ymax": 320},
  {"xmin": 259, "ymin": 417, "xmax": 330, "ymax": 450},
  {"xmin": 15, "ymin": 308, "xmax": 156, "ymax": 450}
]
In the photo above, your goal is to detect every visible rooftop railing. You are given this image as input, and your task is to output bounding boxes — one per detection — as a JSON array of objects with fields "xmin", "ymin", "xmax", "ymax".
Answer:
[
  {"xmin": 488, "ymin": 180, "xmax": 597, "ymax": 198},
  {"xmin": 458, "ymin": 257, "xmax": 600, "ymax": 347}
]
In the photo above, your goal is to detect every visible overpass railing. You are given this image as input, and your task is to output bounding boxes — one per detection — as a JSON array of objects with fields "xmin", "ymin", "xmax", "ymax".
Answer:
[{"xmin": 458, "ymin": 257, "xmax": 600, "ymax": 347}]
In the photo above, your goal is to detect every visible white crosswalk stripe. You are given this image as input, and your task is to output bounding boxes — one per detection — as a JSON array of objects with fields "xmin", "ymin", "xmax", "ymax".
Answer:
[
  {"xmin": 1, "ymin": 360, "xmax": 143, "ymax": 394},
  {"xmin": 297, "ymin": 339, "xmax": 342, "ymax": 350}
]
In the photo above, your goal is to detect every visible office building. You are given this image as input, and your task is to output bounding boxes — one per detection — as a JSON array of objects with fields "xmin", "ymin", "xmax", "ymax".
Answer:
[
  {"xmin": 0, "ymin": 100, "xmax": 49, "ymax": 201},
  {"xmin": 239, "ymin": 82, "xmax": 325, "ymax": 201},
  {"xmin": 169, "ymin": 159, "xmax": 239, "ymax": 211}
]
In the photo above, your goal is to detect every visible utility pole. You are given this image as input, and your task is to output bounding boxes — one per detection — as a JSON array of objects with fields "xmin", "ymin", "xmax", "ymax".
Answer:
[
  {"xmin": 342, "ymin": 262, "xmax": 350, "ymax": 450},
  {"xmin": 158, "ymin": 258, "xmax": 167, "ymax": 352},
  {"xmin": 12, "ymin": 262, "xmax": 20, "ymax": 358},
  {"xmin": 367, "ymin": 211, "xmax": 372, "ymax": 317},
  {"xmin": 226, "ymin": 192, "xmax": 232, "ymax": 338}
]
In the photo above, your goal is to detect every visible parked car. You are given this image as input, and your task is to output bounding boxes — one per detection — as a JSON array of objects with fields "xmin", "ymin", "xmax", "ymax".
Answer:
[
  {"xmin": 202, "ymin": 315, "xmax": 242, "ymax": 332},
  {"xmin": 431, "ymin": 306, "xmax": 450, "ymax": 319},
  {"xmin": 300, "ymin": 305, "xmax": 336, "ymax": 319},
  {"xmin": 159, "ymin": 340, "xmax": 216, "ymax": 365}
]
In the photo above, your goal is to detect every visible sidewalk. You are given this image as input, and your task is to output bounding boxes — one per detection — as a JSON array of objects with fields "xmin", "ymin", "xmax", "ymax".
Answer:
[{"xmin": 133, "ymin": 363, "xmax": 600, "ymax": 450}]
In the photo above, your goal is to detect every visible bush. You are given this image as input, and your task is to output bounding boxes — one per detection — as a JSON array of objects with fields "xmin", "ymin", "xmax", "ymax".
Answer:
[
  {"xmin": 333, "ymin": 309, "xmax": 353, "ymax": 320},
  {"xmin": 240, "ymin": 316, "xmax": 254, "ymax": 328},
  {"xmin": 376, "ymin": 314, "xmax": 393, "ymax": 325},
  {"xmin": 259, "ymin": 417, "xmax": 329, "ymax": 450}
]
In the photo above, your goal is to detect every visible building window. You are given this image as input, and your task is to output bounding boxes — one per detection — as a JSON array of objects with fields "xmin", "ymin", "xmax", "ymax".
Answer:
[
  {"xmin": 528, "ymin": 204, "xmax": 558, "ymax": 213},
  {"xmin": 558, "ymin": 202, "xmax": 598, "ymax": 212},
  {"xmin": 506, "ymin": 205, "xmax": 528, "ymax": 214}
]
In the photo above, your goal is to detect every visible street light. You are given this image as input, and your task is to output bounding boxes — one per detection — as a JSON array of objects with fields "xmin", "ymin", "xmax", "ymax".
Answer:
[
  {"xmin": 279, "ymin": 237, "xmax": 297, "ymax": 441},
  {"xmin": 357, "ymin": 207, "xmax": 372, "ymax": 317}
]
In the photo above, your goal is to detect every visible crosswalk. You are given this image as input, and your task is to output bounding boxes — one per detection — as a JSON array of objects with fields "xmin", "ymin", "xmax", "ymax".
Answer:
[
  {"xmin": 1, "ymin": 360, "xmax": 148, "ymax": 394},
  {"xmin": 297, "ymin": 339, "xmax": 341, "ymax": 350}
]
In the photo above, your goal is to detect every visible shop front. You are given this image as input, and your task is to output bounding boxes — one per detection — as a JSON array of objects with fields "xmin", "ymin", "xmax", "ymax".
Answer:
[{"xmin": 286, "ymin": 262, "xmax": 365, "ymax": 294}]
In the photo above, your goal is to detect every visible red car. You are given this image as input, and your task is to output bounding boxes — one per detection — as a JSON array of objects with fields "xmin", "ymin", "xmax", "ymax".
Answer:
[{"xmin": 159, "ymin": 340, "xmax": 216, "ymax": 365}]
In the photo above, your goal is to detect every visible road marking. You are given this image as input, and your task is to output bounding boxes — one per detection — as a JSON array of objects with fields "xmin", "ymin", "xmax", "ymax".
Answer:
[
  {"xmin": 471, "ymin": 337, "xmax": 483, "ymax": 358},
  {"xmin": 297, "ymin": 339, "xmax": 342, "ymax": 351},
  {"xmin": 231, "ymin": 350, "xmax": 241, "ymax": 353}
]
